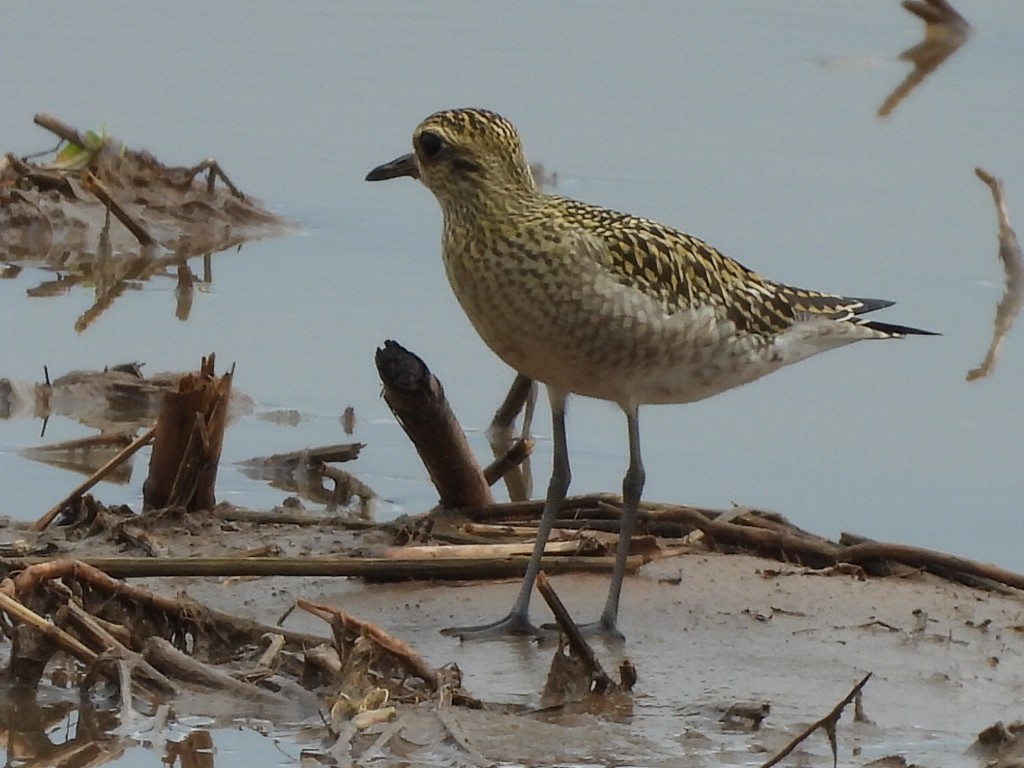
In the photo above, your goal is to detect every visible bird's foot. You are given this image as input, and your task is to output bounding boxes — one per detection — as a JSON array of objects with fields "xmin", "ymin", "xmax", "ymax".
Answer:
[
  {"xmin": 441, "ymin": 612, "xmax": 549, "ymax": 641},
  {"xmin": 542, "ymin": 615, "xmax": 626, "ymax": 643}
]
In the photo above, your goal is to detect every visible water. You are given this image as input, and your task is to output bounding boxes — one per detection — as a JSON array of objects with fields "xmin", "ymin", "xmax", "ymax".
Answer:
[
  {"xmin": 2, "ymin": 0, "xmax": 1022, "ymax": 563},
  {"xmin": 0, "ymin": 2, "xmax": 1021, "ymax": 763}
]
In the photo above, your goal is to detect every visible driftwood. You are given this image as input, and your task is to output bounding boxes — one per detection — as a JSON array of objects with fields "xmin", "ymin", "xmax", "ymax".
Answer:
[
  {"xmin": 375, "ymin": 340, "xmax": 493, "ymax": 508},
  {"xmin": 82, "ymin": 171, "xmax": 154, "ymax": 245},
  {"xmin": 482, "ymin": 436, "xmax": 534, "ymax": 487},
  {"xmin": 441, "ymin": 495, "xmax": 1024, "ymax": 593},
  {"xmin": 0, "ymin": 556, "xmax": 483, "ymax": 738},
  {"xmin": 969, "ymin": 168, "xmax": 1024, "ymax": 381},
  {"xmin": 760, "ymin": 672, "xmax": 872, "ymax": 768},
  {"xmin": 144, "ymin": 354, "xmax": 231, "ymax": 511}
]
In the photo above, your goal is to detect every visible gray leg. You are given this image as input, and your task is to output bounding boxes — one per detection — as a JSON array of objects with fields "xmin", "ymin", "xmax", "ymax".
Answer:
[
  {"xmin": 598, "ymin": 405, "xmax": 644, "ymax": 638},
  {"xmin": 442, "ymin": 389, "xmax": 570, "ymax": 639}
]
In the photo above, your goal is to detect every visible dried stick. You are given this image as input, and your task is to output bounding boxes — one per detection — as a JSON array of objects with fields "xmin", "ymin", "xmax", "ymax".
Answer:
[
  {"xmin": 383, "ymin": 538, "xmax": 593, "ymax": 560},
  {"xmin": 31, "ymin": 426, "xmax": 157, "ymax": 531},
  {"xmin": 482, "ymin": 437, "xmax": 534, "ymax": 485},
  {"xmin": 535, "ymin": 572, "xmax": 616, "ymax": 694},
  {"xmin": 297, "ymin": 598, "xmax": 439, "ymax": 690},
  {"xmin": 33, "ymin": 113, "xmax": 88, "ymax": 149},
  {"xmin": 0, "ymin": 554, "xmax": 639, "ymax": 581},
  {"xmin": 0, "ymin": 592, "xmax": 97, "ymax": 664},
  {"xmin": 83, "ymin": 172, "xmax": 155, "ymax": 246},
  {"xmin": 760, "ymin": 672, "xmax": 872, "ymax": 768}
]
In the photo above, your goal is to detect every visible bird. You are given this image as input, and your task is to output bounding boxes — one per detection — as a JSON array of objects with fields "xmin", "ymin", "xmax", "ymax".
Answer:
[{"xmin": 365, "ymin": 107, "xmax": 935, "ymax": 641}]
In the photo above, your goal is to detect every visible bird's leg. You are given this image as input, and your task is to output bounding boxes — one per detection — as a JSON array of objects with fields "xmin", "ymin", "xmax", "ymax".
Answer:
[
  {"xmin": 442, "ymin": 391, "xmax": 570, "ymax": 640},
  {"xmin": 578, "ymin": 405, "xmax": 644, "ymax": 641}
]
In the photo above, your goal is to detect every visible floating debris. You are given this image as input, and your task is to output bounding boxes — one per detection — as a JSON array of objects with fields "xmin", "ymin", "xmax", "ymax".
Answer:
[
  {"xmin": 878, "ymin": 0, "xmax": 970, "ymax": 118},
  {"xmin": 0, "ymin": 114, "xmax": 292, "ymax": 329}
]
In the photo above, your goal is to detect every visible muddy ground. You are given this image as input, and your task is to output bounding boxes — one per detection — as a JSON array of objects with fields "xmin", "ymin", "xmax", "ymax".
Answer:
[{"xmin": 11, "ymin": 507, "xmax": 1023, "ymax": 767}]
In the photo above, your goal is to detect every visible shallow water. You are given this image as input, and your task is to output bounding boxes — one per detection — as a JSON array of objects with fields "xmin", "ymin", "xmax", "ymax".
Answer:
[{"xmin": 0, "ymin": 1, "xmax": 1022, "ymax": 764}]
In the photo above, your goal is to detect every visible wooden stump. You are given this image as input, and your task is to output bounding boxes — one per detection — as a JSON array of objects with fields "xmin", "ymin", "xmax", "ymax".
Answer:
[
  {"xmin": 375, "ymin": 340, "xmax": 493, "ymax": 509},
  {"xmin": 143, "ymin": 354, "xmax": 231, "ymax": 511}
]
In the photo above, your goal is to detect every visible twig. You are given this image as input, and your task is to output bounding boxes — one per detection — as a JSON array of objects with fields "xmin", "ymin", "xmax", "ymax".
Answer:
[
  {"xmin": 31, "ymin": 426, "xmax": 157, "ymax": 531},
  {"xmin": 482, "ymin": 437, "xmax": 534, "ymax": 485},
  {"xmin": 760, "ymin": 672, "xmax": 872, "ymax": 768},
  {"xmin": 33, "ymin": 113, "xmax": 88, "ymax": 149},
  {"xmin": 536, "ymin": 571, "xmax": 616, "ymax": 693}
]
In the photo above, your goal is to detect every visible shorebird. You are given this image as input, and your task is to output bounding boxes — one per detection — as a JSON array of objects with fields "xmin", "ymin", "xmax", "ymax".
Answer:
[{"xmin": 366, "ymin": 108, "xmax": 934, "ymax": 640}]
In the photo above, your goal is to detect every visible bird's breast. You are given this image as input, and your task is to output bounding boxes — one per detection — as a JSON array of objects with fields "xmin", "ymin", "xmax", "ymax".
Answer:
[{"xmin": 439, "ymin": 226, "xmax": 791, "ymax": 405}]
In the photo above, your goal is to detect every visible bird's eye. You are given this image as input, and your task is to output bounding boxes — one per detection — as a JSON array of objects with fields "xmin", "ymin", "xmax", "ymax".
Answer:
[{"xmin": 418, "ymin": 131, "xmax": 443, "ymax": 158}]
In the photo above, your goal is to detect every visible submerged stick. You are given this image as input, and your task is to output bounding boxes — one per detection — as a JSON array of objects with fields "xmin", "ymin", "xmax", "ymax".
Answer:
[
  {"xmin": 31, "ymin": 426, "xmax": 157, "ymax": 531},
  {"xmin": 760, "ymin": 672, "xmax": 872, "ymax": 768}
]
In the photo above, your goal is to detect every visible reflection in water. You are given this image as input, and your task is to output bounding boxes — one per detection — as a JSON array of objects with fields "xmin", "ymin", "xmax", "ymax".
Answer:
[
  {"xmin": 0, "ymin": 363, "xmax": 254, "ymax": 430},
  {"xmin": 877, "ymin": 0, "xmax": 970, "ymax": 119},
  {"xmin": 1, "ymin": 363, "xmax": 254, "ymax": 485},
  {"xmin": 0, "ymin": 115, "xmax": 290, "ymax": 331},
  {"xmin": 0, "ymin": 692, "xmax": 125, "ymax": 766},
  {"xmin": 968, "ymin": 169, "xmax": 1024, "ymax": 382},
  {"xmin": 0, "ymin": 691, "xmax": 225, "ymax": 768},
  {"xmin": 19, "ymin": 431, "xmax": 137, "ymax": 484},
  {"xmin": 237, "ymin": 443, "xmax": 374, "ymax": 513}
]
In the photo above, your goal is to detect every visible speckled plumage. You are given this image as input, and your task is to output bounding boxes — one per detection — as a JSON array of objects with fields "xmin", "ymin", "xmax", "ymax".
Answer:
[{"xmin": 367, "ymin": 108, "xmax": 933, "ymax": 639}]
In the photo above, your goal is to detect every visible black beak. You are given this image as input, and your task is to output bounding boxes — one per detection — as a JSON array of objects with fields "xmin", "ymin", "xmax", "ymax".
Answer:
[{"xmin": 365, "ymin": 152, "xmax": 420, "ymax": 182}]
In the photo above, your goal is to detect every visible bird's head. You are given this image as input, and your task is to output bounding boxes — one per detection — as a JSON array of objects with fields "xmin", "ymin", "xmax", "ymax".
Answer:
[{"xmin": 366, "ymin": 108, "xmax": 536, "ymax": 209}]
